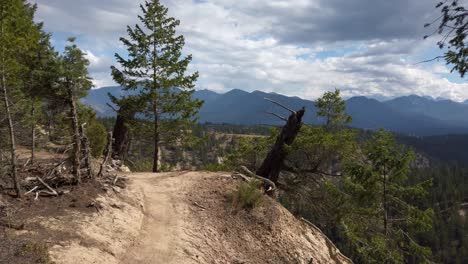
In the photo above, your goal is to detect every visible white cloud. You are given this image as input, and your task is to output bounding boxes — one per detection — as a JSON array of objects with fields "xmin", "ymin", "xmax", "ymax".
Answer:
[{"xmin": 31, "ymin": 0, "xmax": 468, "ymax": 101}]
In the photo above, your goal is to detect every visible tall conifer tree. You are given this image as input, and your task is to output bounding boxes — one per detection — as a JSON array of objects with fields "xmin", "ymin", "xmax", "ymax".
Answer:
[
  {"xmin": 0, "ymin": 0, "xmax": 37, "ymax": 197},
  {"xmin": 20, "ymin": 19, "xmax": 58, "ymax": 165},
  {"xmin": 59, "ymin": 38, "xmax": 93, "ymax": 182},
  {"xmin": 111, "ymin": 0, "xmax": 202, "ymax": 172},
  {"xmin": 328, "ymin": 130, "xmax": 433, "ymax": 263}
]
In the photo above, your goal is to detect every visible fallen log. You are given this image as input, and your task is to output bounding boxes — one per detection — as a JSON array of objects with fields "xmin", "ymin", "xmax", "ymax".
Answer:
[
  {"xmin": 25, "ymin": 186, "xmax": 39, "ymax": 195},
  {"xmin": 36, "ymin": 176, "xmax": 58, "ymax": 196}
]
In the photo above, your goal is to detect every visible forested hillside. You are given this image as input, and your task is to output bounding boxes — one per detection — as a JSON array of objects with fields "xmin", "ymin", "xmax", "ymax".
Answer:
[{"xmin": 85, "ymin": 86, "xmax": 468, "ymax": 136}]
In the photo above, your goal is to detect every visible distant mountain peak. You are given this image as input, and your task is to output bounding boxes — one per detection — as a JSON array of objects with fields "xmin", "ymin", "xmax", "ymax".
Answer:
[{"xmin": 84, "ymin": 86, "xmax": 468, "ymax": 136}]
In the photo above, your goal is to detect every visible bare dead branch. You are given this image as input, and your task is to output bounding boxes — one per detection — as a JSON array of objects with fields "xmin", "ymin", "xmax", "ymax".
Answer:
[
  {"xmin": 264, "ymin": 97, "xmax": 296, "ymax": 114},
  {"xmin": 414, "ymin": 55, "xmax": 445, "ymax": 65},
  {"xmin": 36, "ymin": 176, "xmax": 58, "ymax": 196},
  {"xmin": 25, "ymin": 186, "xmax": 39, "ymax": 195},
  {"xmin": 266, "ymin": 111, "xmax": 288, "ymax": 122},
  {"xmin": 240, "ymin": 165, "xmax": 277, "ymax": 193},
  {"xmin": 98, "ymin": 131, "xmax": 113, "ymax": 177},
  {"xmin": 192, "ymin": 201, "xmax": 207, "ymax": 210},
  {"xmin": 106, "ymin": 103, "xmax": 118, "ymax": 112}
]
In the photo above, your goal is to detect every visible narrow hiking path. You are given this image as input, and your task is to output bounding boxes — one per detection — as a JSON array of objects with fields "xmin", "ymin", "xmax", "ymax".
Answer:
[
  {"xmin": 117, "ymin": 171, "xmax": 352, "ymax": 264},
  {"xmin": 119, "ymin": 171, "xmax": 204, "ymax": 264}
]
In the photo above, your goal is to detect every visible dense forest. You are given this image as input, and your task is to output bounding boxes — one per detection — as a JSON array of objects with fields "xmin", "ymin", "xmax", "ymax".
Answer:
[{"xmin": 1, "ymin": 0, "xmax": 468, "ymax": 263}]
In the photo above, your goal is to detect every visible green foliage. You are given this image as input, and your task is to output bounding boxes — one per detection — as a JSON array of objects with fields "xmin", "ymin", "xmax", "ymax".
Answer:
[
  {"xmin": 129, "ymin": 159, "xmax": 154, "ymax": 172},
  {"xmin": 410, "ymin": 163, "xmax": 468, "ymax": 264},
  {"xmin": 429, "ymin": 1, "xmax": 468, "ymax": 77},
  {"xmin": 87, "ymin": 121, "xmax": 107, "ymax": 158},
  {"xmin": 231, "ymin": 180, "xmax": 264, "ymax": 210},
  {"xmin": 314, "ymin": 89, "xmax": 351, "ymax": 128},
  {"xmin": 57, "ymin": 37, "xmax": 92, "ymax": 99},
  {"xmin": 0, "ymin": 0, "xmax": 38, "ymax": 88},
  {"xmin": 159, "ymin": 163, "xmax": 172, "ymax": 172},
  {"xmin": 18, "ymin": 241, "xmax": 52, "ymax": 264},
  {"xmin": 111, "ymin": 0, "xmax": 203, "ymax": 171},
  {"xmin": 129, "ymin": 159, "xmax": 172, "ymax": 172},
  {"xmin": 328, "ymin": 130, "xmax": 433, "ymax": 263},
  {"xmin": 287, "ymin": 124, "xmax": 357, "ymax": 174},
  {"xmin": 202, "ymin": 163, "xmax": 229, "ymax": 172},
  {"xmin": 224, "ymin": 134, "xmax": 273, "ymax": 171}
]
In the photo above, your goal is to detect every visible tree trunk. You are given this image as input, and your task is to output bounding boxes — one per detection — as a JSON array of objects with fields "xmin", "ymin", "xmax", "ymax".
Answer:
[
  {"xmin": 31, "ymin": 103, "xmax": 35, "ymax": 165},
  {"xmin": 98, "ymin": 131, "xmax": 113, "ymax": 177},
  {"xmin": 383, "ymin": 168, "xmax": 388, "ymax": 236},
  {"xmin": 80, "ymin": 124, "xmax": 92, "ymax": 178},
  {"xmin": 256, "ymin": 107, "xmax": 305, "ymax": 183},
  {"xmin": 152, "ymin": 104, "xmax": 159, "ymax": 173},
  {"xmin": 68, "ymin": 87, "xmax": 81, "ymax": 183},
  {"xmin": 1, "ymin": 14, "xmax": 21, "ymax": 197},
  {"xmin": 1, "ymin": 67, "xmax": 21, "ymax": 198},
  {"xmin": 112, "ymin": 112, "xmax": 131, "ymax": 160}
]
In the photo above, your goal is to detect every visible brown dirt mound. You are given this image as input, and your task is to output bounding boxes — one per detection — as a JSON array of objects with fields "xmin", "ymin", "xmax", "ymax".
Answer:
[{"xmin": 184, "ymin": 173, "xmax": 351, "ymax": 264}]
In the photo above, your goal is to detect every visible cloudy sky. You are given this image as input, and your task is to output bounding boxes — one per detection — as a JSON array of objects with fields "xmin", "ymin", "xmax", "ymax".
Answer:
[{"xmin": 31, "ymin": 0, "xmax": 468, "ymax": 101}]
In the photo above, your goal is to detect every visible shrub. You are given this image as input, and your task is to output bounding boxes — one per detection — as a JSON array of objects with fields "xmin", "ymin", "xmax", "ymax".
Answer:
[
  {"xmin": 203, "ymin": 163, "xmax": 229, "ymax": 172},
  {"xmin": 159, "ymin": 163, "xmax": 172, "ymax": 172},
  {"xmin": 87, "ymin": 121, "xmax": 107, "ymax": 158},
  {"xmin": 130, "ymin": 159, "xmax": 172, "ymax": 172},
  {"xmin": 231, "ymin": 180, "xmax": 264, "ymax": 210}
]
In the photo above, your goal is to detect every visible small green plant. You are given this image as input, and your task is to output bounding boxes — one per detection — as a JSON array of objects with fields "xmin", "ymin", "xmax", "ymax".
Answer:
[
  {"xmin": 231, "ymin": 180, "xmax": 264, "ymax": 210},
  {"xmin": 130, "ymin": 159, "xmax": 172, "ymax": 172},
  {"xmin": 130, "ymin": 159, "xmax": 153, "ymax": 172},
  {"xmin": 17, "ymin": 242, "xmax": 53, "ymax": 263},
  {"xmin": 159, "ymin": 163, "xmax": 172, "ymax": 172},
  {"xmin": 203, "ymin": 163, "xmax": 229, "ymax": 172}
]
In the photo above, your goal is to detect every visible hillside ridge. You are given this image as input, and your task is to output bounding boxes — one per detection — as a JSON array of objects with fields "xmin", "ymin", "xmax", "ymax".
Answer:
[{"xmin": 83, "ymin": 86, "xmax": 468, "ymax": 136}]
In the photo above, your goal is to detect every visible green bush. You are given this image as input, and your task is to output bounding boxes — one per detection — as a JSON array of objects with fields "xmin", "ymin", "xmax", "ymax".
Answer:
[
  {"xmin": 203, "ymin": 163, "xmax": 229, "ymax": 171},
  {"xmin": 87, "ymin": 121, "xmax": 107, "ymax": 158},
  {"xmin": 159, "ymin": 163, "xmax": 172, "ymax": 172},
  {"xmin": 130, "ymin": 159, "xmax": 172, "ymax": 172},
  {"xmin": 231, "ymin": 180, "xmax": 264, "ymax": 210}
]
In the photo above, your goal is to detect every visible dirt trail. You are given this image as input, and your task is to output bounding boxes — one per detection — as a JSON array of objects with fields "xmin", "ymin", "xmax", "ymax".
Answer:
[
  {"xmin": 119, "ymin": 171, "xmax": 351, "ymax": 264},
  {"xmin": 120, "ymin": 171, "xmax": 201, "ymax": 264}
]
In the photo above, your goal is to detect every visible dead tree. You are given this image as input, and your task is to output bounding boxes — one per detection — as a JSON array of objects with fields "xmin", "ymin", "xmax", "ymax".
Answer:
[
  {"xmin": 1, "ymin": 62, "xmax": 21, "ymax": 198},
  {"xmin": 67, "ymin": 87, "xmax": 81, "ymax": 183},
  {"xmin": 98, "ymin": 131, "xmax": 113, "ymax": 177},
  {"xmin": 80, "ymin": 123, "xmax": 93, "ymax": 178},
  {"xmin": 31, "ymin": 105, "xmax": 35, "ymax": 165},
  {"xmin": 256, "ymin": 98, "xmax": 305, "ymax": 183}
]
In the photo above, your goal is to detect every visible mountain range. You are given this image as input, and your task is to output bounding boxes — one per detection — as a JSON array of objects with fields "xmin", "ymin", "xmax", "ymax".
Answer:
[{"xmin": 83, "ymin": 86, "xmax": 468, "ymax": 136}]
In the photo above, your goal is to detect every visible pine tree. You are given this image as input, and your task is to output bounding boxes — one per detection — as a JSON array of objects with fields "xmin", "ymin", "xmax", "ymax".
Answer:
[
  {"xmin": 111, "ymin": 0, "xmax": 202, "ymax": 172},
  {"xmin": 286, "ymin": 90, "xmax": 356, "ymax": 175},
  {"xmin": 58, "ymin": 38, "xmax": 93, "ymax": 183},
  {"xmin": 328, "ymin": 130, "xmax": 433, "ymax": 263},
  {"xmin": 314, "ymin": 89, "xmax": 352, "ymax": 129},
  {"xmin": 20, "ymin": 19, "xmax": 58, "ymax": 165},
  {"xmin": 0, "ymin": 0, "xmax": 38, "ymax": 197}
]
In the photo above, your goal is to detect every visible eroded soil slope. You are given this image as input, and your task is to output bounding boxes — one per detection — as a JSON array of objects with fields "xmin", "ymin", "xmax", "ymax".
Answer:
[{"xmin": 121, "ymin": 171, "xmax": 351, "ymax": 264}]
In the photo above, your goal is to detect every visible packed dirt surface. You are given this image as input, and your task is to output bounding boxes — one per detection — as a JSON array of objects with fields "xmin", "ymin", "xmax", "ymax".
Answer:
[
  {"xmin": 2, "ymin": 170, "xmax": 351, "ymax": 263},
  {"xmin": 119, "ymin": 171, "xmax": 351, "ymax": 264}
]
